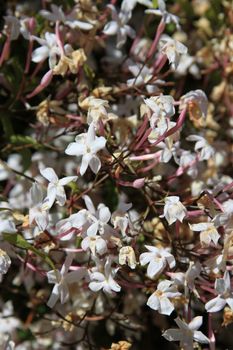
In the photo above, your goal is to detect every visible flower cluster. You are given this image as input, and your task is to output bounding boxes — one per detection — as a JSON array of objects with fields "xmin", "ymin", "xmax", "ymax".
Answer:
[{"xmin": 0, "ymin": 0, "xmax": 232, "ymax": 349}]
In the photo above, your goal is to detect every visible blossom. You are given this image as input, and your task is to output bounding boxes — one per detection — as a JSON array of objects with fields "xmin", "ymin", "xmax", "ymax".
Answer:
[
  {"xmin": 81, "ymin": 235, "xmax": 107, "ymax": 256},
  {"xmin": 89, "ymin": 258, "xmax": 121, "ymax": 294},
  {"xmin": 147, "ymin": 279, "xmax": 181, "ymax": 315},
  {"xmin": 119, "ymin": 246, "xmax": 137, "ymax": 269},
  {"xmin": 29, "ymin": 183, "xmax": 49, "ymax": 231},
  {"xmin": 40, "ymin": 167, "xmax": 77, "ymax": 210},
  {"xmin": 65, "ymin": 123, "xmax": 106, "ymax": 175},
  {"xmin": 163, "ymin": 316, "xmax": 209, "ymax": 349},
  {"xmin": 180, "ymin": 90, "xmax": 208, "ymax": 121},
  {"xmin": 79, "ymin": 96, "xmax": 109, "ymax": 126},
  {"xmin": 47, "ymin": 253, "xmax": 86, "ymax": 308},
  {"xmin": 139, "ymin": 245, "xmax": 175, "ymax": 278},
  {"xmin": 83, "ymin": 195, "xmax": 113, "ymax": 236},
  {"xmin": 40, "ymin": 4, "xmax": 93, "ymax": 30},
  {"xmin": 205, "ymin": 271, "xmax": 233, "ymax": 313},
  {"xmin": 32, "ymin": 32, "xmax": 63, "ymax": 69},
  {"xmin": 159, "ymin": 35, "xmax": 188, "ymax": 70},
  {"xmin": 190, "ymin": 222, "xmax": 220, "ymax": 247},
  {"xmin": 103, "ymin": 5, "xmax": 135, "ymax": 49},
  {"xmin": 162, "ymin": 196, "xmax": 187, "ymax": 225},
  {"xmin": 186, "ymin": 135, "xmax": 214, "ymax": 161},
  {"xmin": 145, "ymin": 0, "xmax": 180, "ymax": 29},
  {"xmin": 144, "ymin": 95, "xmax": 175, "ymax": 129}
]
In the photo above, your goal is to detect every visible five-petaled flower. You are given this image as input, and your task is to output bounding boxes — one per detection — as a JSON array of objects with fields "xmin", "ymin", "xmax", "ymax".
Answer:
[
  {"xmin": 205, "ymin": 271, "xmax": 233, "ymax": 313},
  {"xmin": 161, "ymin": 196, "xmax": 187, "ymax": 225},
  {"xmin": 163, "ymin": 316, "xmax": 209, "ymax": 349},
  {"xmin": 140, "ymin": 245, "xmax": 176, "ymax": 278},
  {"xmin": 147, "ymin": 279, "xmax": 181, "ymax": 315},
  {"xmin": 40, "ymin": 167, "xmax": 77, "ymax": 210},
  {"xmin": 47, "ymin": 253, "xmax": 86, "ymax": 308},
  {"xmin": 65, "ymin": 123, "xmax": 106, "ymax": 176}
]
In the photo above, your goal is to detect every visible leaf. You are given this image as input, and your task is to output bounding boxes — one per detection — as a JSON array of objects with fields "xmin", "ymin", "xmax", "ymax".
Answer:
[
  {"xmin": 152, "ymin": 0, "xmax": 158, "ymax": 8},
  {"xmin": 3, "ymin": 233, "xmax": 56, "ymax": 270}
]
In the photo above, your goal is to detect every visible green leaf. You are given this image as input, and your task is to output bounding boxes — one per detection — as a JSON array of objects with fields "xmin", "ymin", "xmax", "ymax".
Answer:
[
  {"xmin": 152, "ymin": 0, "xmax": 158, "ymax": 8},
  {"xmin": 3, "ymin": 233, "xmax": 55, "ymax": 270}
]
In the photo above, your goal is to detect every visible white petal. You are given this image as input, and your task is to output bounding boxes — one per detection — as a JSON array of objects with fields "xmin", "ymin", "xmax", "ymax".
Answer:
[
  {"xmin": 91, "ymin": 136, "xmax": 106, "ymax": 153},
  {"xmin": 80, "ymin": 154, "xmax": 92, "ymax": 176},
  {"xmin": 193, "ymin": 331, "xmax": 209, "ymax": 344},
  {"xmin": 188, "ymin": 316, "xmax": 203, "ymax": 331},
  {"xmin": 65, "ymin": 269, "xmax": 86, "ymax": 284},
  {"xmin": 60, "ymin": 283, "xmax": 69, "ymax": 304},
  {"xmin": 43, "ymin": 183, "xmax": 57, "ymax": 209},
  {"xmin": 36, "ymin": 212, "xmax": 48, "ymax": 230},
  {"xmin": 65, "ymin": 142, "xmax": 86, "ymax": 156},
  {"xmin": 40, "ymin": 167, "xmax": 58, "ymax": 183},
  {"xmin": 32, "ymin": 46, "xmax": 49, "ymax": 63},
  {"xmin": 55, "ymin": 185, "xmax": 66, "ymax": 206},
  {"xmin": 89, "ymin": 281, "xmax": 103, "ymax": 292},
  {"xmin": 205, "ymin": 296, "xmax": 226, "ymax": 313},
  {"xmin": 226, "ymin": 297, "xmax": 233, "ymax": 310},
  {"xmin": 47, "ymin": 284, "xmax": 59, "ymax": 308},
  {"xmin": 59, "ymin": 176, "xmax": 77, "ymax": 186},
  {"xmin": 147, "ymin": 293, "xmax": 159, "ymax": 310},
  {"xmin": 159, "ymin": 296, "xmax": 174, "ymax": 315},
  {"xmin": 162, "ymin": 329, "xmax": 182, "ymax": 342},
  {"xmin": 147, "ymin": 259, "xmax": 164, "ymax": 278},
  {"xmin": 103, "ymin": 20, "xmax": 118, "ymax": 35},
  {"xmin": 99, "ymin": 206, "xmax": 111, "ymax": 224},
  {"xmin": 65, "ymin": 20, "xmax": 93, "ymax": 30},
  {"xmin": 139, "ymin": 252, "xmax": 152, "ymax": 266},
  {"xmin": 83, "ymin": 195, "xmax": 96, "ymax": 214},
  {"xmin": 89, "ymin": 155, "xmax": 101, "ymax": 174},
  {"xmin": 87, "ymin": 222, "xmax": 99, "ymax": 236}
]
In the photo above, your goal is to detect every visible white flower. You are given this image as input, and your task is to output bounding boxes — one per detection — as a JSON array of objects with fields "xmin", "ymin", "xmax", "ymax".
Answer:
[
  {"xmin": 163, "ymin": 316, "xmax": 209, "ymax": 349},
  {"xmin": 32, "ymin": 32, "xmax": 62, "ymax": 69},
  {"xmin": 0, "ymin": 249, "xmax": 11, "ymax": 279},
  {"xmin": 40, "ymin": 167, "xmax": 77, "ymax": 210},
  {"xmin": 81, "ymin": 235, "xmax": 107, "ymax": 256},
  {"xmin": 47, "ymin": 253, "xmax": 86, "ymax": 308},
  {"xmin": 139, "ymin": 245, "xmax": 175, "ymax": 278},
  {"xmin": 65, "ymin": 123, "xmax": 106, "ymax": 176},
  {"xmin": 40, "ymin": 4, "xmax": 93, "ymax": 30},
  {"xmin": 29, "ymin": 183, "xmax": 49, "ymax": 231},
  {"xmin": 145, "ymin": 0, "xmax": 180, "ymax": 29},
  {"xmin": 205, "ymin": 271, "xmax": 233, "ymax": 313},
  {"xmin": 147, "ymin": 280, "xmax": 181, "ymax": 315},
  {"xmin": 111, "ymin": 199, "xmax": 132, "ymax": 236},
  {"xmin": 103, "ymin": 5, "xmax": 135, "ymax": 48},
  {"xmin": 190, "ymin": 222, "xmax": 220, "ymax": 247},
  {"xmin": 162, "ymin": 196, "xmax": 187, "ymax": 225},
  {"xmin": 186, "ymin": 135, "xmax": 214, "ymax": 161},
  {"xmin": 144, "ymin": 95, "xmax": 175, "ymax": 129},
  {"xmin": 82, "ymin": 97, "xmax": 109, "ymax": 126},
  {"xmin": 180, "ymin": 90, "xmax": 208, "ymax": 119},
  {"xmin": 89, "ymin": 257, "xmax": 121, "ymax": 295},
  {"xmin": 119, "ymin": 246, "xmax": 137, "ymax": 269},
  {"xmin": 159, "ymin": 35, "xmax": 188, "ymax": 70},
  {"xmin": 83, "ymin": 195, "xmax": 113, "ymax": 236}
]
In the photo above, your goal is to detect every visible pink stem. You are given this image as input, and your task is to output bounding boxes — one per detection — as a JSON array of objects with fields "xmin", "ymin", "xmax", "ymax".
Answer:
[{"xmin": 147, "ymin": 19, "xmax": 165, "ymax": 59}]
